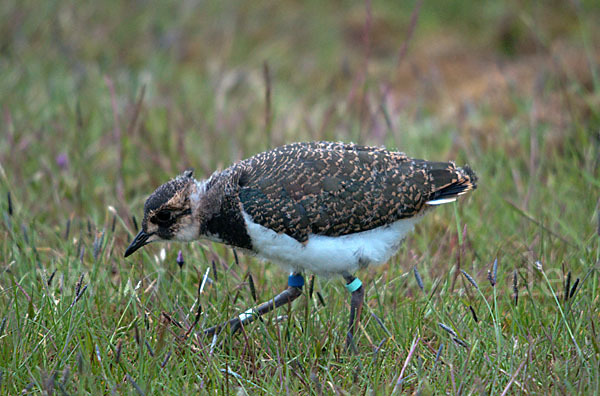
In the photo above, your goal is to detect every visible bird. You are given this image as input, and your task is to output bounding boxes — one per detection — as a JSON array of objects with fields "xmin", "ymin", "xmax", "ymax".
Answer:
[{"xmin": 125, "ymin": 141, "xmax": 477, "ymax": 347}]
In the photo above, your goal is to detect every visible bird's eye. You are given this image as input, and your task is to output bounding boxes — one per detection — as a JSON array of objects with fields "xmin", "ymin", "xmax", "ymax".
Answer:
[{"xmin": 153, "ymin": 210, "xmax": 172, "ymax": 225}]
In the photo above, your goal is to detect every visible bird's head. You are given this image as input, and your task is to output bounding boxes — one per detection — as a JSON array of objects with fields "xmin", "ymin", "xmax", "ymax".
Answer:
[{"xmin": 124, "ymin": 169, "xmax": 202, "ymax": 257}]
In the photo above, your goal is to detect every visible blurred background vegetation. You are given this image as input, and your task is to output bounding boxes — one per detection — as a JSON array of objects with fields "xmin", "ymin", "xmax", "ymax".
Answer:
[
  {"xmin": 2, "ymin": 0, "xmax": 599, "ymax": 211},
  {"xmin": 1, "ymin": 0, "xmax": 599, "ymax": 394}
]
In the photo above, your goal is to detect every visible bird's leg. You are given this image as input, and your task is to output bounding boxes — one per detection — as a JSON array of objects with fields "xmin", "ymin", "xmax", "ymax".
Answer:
[
  {"xmin": 204, "ymin": 272, "xmax": 304, "ymax": 337},
  {"xmin": 343, "ymin": 273, "xmax": 365, "ymax": 351}
]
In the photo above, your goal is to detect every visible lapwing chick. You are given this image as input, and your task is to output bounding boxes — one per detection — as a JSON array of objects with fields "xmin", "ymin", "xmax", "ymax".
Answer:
[{"xmin": 125, "ymin": 141, "xmax": 477, "ymax": 347}]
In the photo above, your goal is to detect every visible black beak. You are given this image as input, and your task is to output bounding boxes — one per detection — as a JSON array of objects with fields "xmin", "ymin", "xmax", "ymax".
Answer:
[{"xmin": 124, "ymin": 230, "xmax": 151, "ymax": 257}]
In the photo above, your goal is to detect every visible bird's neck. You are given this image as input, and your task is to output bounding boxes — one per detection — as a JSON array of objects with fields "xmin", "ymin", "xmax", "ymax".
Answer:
[
  {"xmin": 188, "ymin": 173, "xmax": 227, "ymax": 239},
  {"xmin": 189, "ymin": 177, "xmax": 209, "ymax": 211}
]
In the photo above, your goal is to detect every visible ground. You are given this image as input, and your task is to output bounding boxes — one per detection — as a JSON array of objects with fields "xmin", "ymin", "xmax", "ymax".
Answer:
[{"xmin": 1, "ymin": 0, "xmax": 599, "ymax": 394}]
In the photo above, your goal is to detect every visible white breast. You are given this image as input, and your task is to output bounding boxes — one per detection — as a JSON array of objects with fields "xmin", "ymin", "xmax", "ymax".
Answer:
[{"xmin": 242, "ymin": 211, "xmax": 421, "ymax": 277}]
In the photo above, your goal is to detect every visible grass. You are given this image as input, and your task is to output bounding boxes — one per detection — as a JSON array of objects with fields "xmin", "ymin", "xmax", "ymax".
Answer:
[{"xmin": 1, "ymin": 0, "xmax": 600, "ymax": 394}]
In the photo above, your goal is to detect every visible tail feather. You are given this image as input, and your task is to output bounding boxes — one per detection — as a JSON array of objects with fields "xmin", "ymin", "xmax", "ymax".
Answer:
[{"xmin": 425, "ymin": 164, "xmax": 477, "ymax": 206}]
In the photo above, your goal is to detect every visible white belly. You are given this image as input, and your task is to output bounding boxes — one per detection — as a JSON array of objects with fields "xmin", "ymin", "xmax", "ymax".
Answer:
[{"xmin": 242, "ymin": 211, "xmax": 421, "ymax": 277}]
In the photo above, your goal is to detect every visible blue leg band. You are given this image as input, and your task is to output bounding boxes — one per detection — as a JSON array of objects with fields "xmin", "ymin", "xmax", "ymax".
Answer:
[
  {"xmin": 345, "ymin": 278, "xmax": 362, "ymax": 293},
  {"xmin": 288, "ymin": 273, "xmax": 305, "ymax": 288}
]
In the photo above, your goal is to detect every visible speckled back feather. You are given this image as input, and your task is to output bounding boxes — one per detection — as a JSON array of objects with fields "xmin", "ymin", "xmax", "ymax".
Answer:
[{"xmin": 231, "ymin": 142, "xmax": 477, "ymax": 243}]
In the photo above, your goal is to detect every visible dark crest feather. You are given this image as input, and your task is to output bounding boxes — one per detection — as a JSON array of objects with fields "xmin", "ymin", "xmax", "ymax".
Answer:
[{"xmin": 144, "ymin": 177, "xmax": 189, "ymax": 213}]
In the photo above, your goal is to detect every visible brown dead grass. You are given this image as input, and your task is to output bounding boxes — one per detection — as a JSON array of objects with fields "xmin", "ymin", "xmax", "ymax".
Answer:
[{"xmin": 389, "ymin": 34, "xmax": 599, "ymax": 151}]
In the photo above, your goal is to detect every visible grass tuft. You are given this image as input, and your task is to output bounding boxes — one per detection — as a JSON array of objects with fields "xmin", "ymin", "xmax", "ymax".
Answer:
[{"xmin": 1, "ymin": 0, "xmax": 599, "ymax": 393}]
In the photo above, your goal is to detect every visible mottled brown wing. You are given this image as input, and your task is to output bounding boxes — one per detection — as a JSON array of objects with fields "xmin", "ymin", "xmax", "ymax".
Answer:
[{"xmin": 236, "ymin": 142, "xmax": 474, "ymax": 243}]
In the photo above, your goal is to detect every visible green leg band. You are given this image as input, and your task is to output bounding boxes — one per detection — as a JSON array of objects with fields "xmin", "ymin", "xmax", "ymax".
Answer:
[{"xmin": 345, "ymin": 278, "xmax": 362, "ymax": 293}]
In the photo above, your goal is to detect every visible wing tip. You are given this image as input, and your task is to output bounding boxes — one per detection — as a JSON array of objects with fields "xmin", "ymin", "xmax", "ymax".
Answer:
[
  {"xmin": 426, "ymin": 197, "xmax": 458, "ymax": 205},
  {"xmin": 426, "ymin": 164, "xmax": 478, "ymax": 206},
  {"xmin": 461, "ymin": 164, "xmax": 478, "ymax": 189}
]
